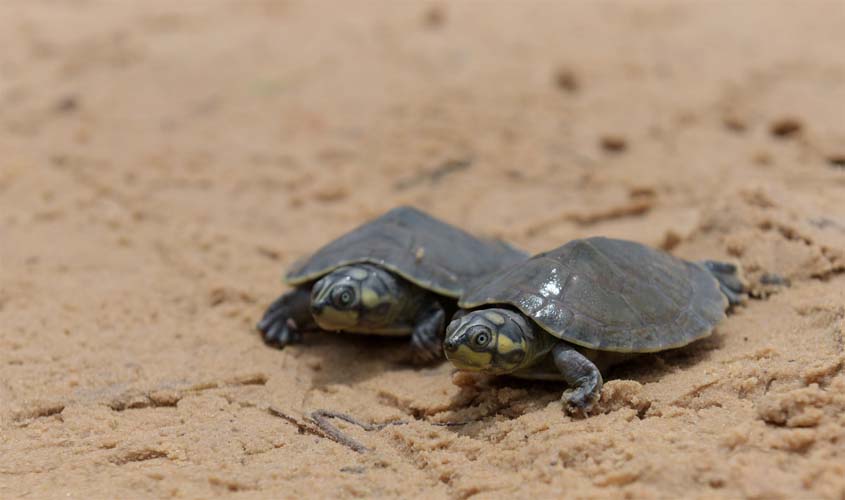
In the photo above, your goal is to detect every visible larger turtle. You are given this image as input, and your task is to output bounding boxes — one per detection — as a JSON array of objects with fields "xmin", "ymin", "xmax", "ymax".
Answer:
[
  {"xmin": 443, "ymin": 237, "xmax": 744, "ymax": 412},
  {"xmin": 257, "ymin": 206, "xmax": 527, "ymax": 363}
]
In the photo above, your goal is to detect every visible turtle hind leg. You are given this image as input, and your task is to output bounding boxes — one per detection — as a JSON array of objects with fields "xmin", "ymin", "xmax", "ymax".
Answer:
[
  {"xmin": 552, "ymin": 343, "xmax": 603, "ymax": 415},
  {"xmin": 700, "ymin": 260, "xmax": 745, "ymax": 306},
  {"xmin": 257, "ymin": 285, "xmax": 314, "ymax": 348},
  {"xmin": 409, "ymin": 302, "xmax": 445, "ymax": 365}
]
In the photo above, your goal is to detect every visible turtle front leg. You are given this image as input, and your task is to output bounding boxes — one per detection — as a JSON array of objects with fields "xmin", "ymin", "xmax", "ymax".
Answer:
[
  {"xmin": 700, "ymin": 260, "xmax": 745, "ymax": 306},
  {"xmin": 257, "ymin": 285, "xmax": 315, "ymax": 349},
  {"xmin": 552, "ymin": 343, "xmax": 603, "ymax": 414},
  {"xmin": 409, "ymin": 302, "xmax": 446, "ymax": 365}
]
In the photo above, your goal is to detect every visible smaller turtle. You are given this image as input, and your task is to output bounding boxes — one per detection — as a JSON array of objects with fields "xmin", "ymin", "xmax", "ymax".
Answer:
[
  {"xmin": 443, "ymin": 237, "xmax": 744, "ymax": 413},
  {"xmin": 257, "ymin": 206, "xmax": 526, "ymax": 363}
]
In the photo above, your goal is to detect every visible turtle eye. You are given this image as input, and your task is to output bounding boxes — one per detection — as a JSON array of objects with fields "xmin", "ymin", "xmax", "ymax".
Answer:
[
  {"xmin": 332, "ymin": 286, "xmax": 356, "ymax": 308},
  {"xmin": 471, "ymin": 328, "xmax": 491, "ymax": 348}
]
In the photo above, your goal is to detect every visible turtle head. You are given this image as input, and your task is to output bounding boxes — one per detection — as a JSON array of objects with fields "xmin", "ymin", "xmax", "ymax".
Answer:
[
  {"xmin": 443, "ymin": 308, "xmax": 535, "ymax": 374},
  {"xmin": 309, "ymin": 264, "xmax": 401, "ymax": 331}
]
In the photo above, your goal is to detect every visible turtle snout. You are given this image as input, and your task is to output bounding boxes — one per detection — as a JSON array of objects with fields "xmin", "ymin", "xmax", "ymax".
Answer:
[
  {"xmin": 310, "ymin": 301, "xmax": 324, "ymax": 316},
  {"xmin": 443, "ymin": 335, "xmax": 463, "ymax": 353},
  {"xmin": 443, "ymin": 320, "xmax": 465, "ymax": 353}
]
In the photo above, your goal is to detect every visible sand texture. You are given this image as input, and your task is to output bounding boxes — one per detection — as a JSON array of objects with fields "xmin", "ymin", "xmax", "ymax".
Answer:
[{"xmin": 2, "ymin": 1, "xmax": 845, "ymax": 498}]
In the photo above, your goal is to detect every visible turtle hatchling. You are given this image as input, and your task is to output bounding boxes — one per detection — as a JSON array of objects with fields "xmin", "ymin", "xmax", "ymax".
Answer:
[
  {"xmin": 257, "ymin": 206, "xmax": 527, "ymax": 363},
  {"xmin": 443, "ymin": 237, "xmax": 744, "ymax": 412}
]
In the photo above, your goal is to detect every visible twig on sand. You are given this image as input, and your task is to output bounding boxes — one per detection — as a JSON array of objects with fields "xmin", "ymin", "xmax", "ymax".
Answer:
[
  {"xmin": 269, "ymin": 406, "xmax": 471, "ymax": 453},
  {"xmin": 308, "ymin": 410, "xmax": 404, "ymax": 452},
  {"xmin": 311, "ymin": 409, "xmax": 406, "ymax": 432},
  {"xmin": 309, "ymin": 410, "xmax": 471, "ymax": 452},
  {"xmin": 268, "ymin": 406, "xmax": 330, "ymax": 439},
  {"xmin": 268, "ymin": 406, "xmax": 377, "ymax": 453}
]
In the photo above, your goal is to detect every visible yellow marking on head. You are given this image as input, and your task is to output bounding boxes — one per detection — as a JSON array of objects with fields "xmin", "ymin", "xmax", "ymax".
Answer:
[
  {"xmin": 348, "ymin": 268, "xmax": 369, "ymax": 280},
  {"xmin": 447, "ymin": 345, "xmax": 492, "ymax": 370},
  {"xmin": 360, "ymin": 287, "xmax": 380, "ymax": 308},
  {"xmin": 313, "ymin": 284, "xmax": 332, "ymax": 304},
  {"xmin": 313, "ymin": 307, "xmax": 358, "ymax": 329},
  {"xmin": 496, "ymin": 334, "xmax": 521, "ymax": 354},
  {"xmin": 484, "ymin": 311, "xmax": 506, "ymax": 326}
]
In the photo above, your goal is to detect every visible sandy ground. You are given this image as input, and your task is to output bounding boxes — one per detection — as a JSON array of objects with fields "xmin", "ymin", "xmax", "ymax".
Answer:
[{"xmin": 2, "ymin": 1, "xmax": 845, "ymax": 498}]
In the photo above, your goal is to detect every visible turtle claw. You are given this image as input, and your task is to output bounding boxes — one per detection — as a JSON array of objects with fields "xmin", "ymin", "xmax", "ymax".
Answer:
[
  {"xmin": 552, "ymin": 343, "xmax": 603, "ymax": 416},
  {"xmin": 257, "ymin": 287, "xmax": 313, "ymax": 349},
  {"xmin": 562, "ymin": 385, "xmax": 600, "ymax": 416},
  {"xmin": 409, "ymin": 341, "xmax": 442, "ymax": 365},
  {"xmin": 262, "ymin": 318, "xmax": 302, "ymax": 348},
  {"xmin": 409, "ymin": 302, "xmax": 446, "ymax": 365}
]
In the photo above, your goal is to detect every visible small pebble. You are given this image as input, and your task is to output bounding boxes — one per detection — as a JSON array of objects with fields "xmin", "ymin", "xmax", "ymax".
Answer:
[
  {"xmin": 553, "ymin": 68, "xmax": 579, "ymax": 93},
  {"xmin": 769, "ymin": 118, "xmax": 802, "ymax": 138},
  {"xmin": 600, "ymin": 135, "xmax": 628, "ymax": 153}
]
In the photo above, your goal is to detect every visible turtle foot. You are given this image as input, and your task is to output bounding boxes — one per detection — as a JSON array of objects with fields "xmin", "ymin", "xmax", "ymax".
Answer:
[
  {"xmin": 409, "ymin": 302, "xmax": 446, "ymax": 365},
  {"xmin": 562, "ymin": 378, "xmax": 602, "ymax": 416},
  {"xmin": 552, "ymin": 343, "xmax": 603, "ymax": 416},
  {"xmin": 257, "ymin": 288, "xmax": 311, "ymax": 349},
  {"xmin": 259, "ymin": 316, "xmax": 302, "ymax": 348},
  {"xmin": 409, "ymin": 342, "xmax": 443, "ymax": 365},
  {"xmin": 701, "ymin": 260, "xmax": 745, "ymax": 306}
]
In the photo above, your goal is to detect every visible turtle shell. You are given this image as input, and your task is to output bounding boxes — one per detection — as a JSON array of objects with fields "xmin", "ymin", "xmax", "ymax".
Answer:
[
  {"xmin": 459, "ymin": 237, "xmax": 728, "ymax": 353},
  {"xmin": 285, "ymin": 206, "xmax": 527, "ymax": 298}
]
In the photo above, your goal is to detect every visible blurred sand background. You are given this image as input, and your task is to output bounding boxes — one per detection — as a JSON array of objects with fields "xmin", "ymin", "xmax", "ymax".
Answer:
[{"xmin": 2, "ymin": 1, "xmax": 845, "ymax": 498}]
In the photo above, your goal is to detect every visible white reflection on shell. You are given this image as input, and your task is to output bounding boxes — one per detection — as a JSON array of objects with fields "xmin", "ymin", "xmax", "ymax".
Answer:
[
  {"xmin": 539, "ymin": 268, "xmax": 561, "ymax": 297},
  {"xmin": 520, "ymin": 295, "xmax": 544, "ymax": 312}
]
